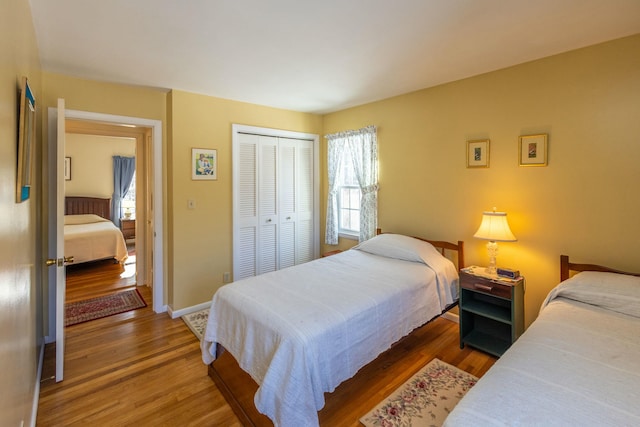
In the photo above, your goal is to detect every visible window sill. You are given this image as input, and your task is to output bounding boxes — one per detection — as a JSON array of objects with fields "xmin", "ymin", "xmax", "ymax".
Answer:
[{"xmin": 339, "ymin": 232, "xmax": 359, "ymax": 241}]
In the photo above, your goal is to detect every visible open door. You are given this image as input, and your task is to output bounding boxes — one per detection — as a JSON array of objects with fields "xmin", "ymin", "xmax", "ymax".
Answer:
[{"xmin": 46, "ymin": 98, "xmax": 69, "ymax": 382}]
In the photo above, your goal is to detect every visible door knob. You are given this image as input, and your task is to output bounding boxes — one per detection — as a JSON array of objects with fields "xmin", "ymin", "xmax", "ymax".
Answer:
[{"xmin": 46, "ymin": 256, "xmax": 75, "ymax": 267}]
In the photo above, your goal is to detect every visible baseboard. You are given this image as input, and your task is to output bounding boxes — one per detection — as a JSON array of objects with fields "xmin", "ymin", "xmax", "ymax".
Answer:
[
  {"xmin": 168, "ymin": 301, "xmax": 211, "ymax": 319},
  {"xmin": 31, "ymin": 342, "xmax": 45, "ymax": 427},
  {"xmin": 442, "ymin": 312, "xmax": 459, "ymax": 323}
]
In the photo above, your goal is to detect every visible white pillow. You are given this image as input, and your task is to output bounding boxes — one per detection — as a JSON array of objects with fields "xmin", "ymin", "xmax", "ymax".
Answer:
[
  {"xmin": 354, "ymin": 233, "xmax": 460, "ymax": 306},
  {"xmin": 543, "ymin": 271, "xmax": 640, "ymax": 318},
  {"xmin": 64, "ymin": 214, "xmax": 107, "ymax": 225},
  {"xmin": 353, "ymin": 233, "xmax": 439, "ymax": 263}
]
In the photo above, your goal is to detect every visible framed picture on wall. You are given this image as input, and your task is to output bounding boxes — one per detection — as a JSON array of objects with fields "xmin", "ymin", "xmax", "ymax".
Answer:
[
  {"xmin": 192, "ymin": 148, "xmax": 217, "ymax": 180},
  {"xmin": 64, "ymin": 157, "xmax": 72, "ymax": 180},
  {"xmin": 467, "ymin": 139, "xmax": 490, "ymax": 168},
  {"xmin": 16, "ymin": 76, "xmax": 36, "ymax": 202},
  {"xmin": 519, "ymin": 134, "xmax": 548, "ymax": 166}
]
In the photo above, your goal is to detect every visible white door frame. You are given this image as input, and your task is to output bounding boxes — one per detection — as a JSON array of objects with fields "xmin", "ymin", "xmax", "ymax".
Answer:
[{"xmin": 46, "ymin": 109, "xmax": 165, "ymax": 342}]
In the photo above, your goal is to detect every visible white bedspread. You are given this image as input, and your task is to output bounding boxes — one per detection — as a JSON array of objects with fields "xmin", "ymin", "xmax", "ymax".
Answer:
[
  {"xmin": 202, "ymin": 242, "xmax": 459, "ymax": 427},
  {"xmin": 445, "ymin": 271, "xmax": 640, "ymax": 426},
  {"xmin": 64, "ymin": 214, "xmax": 128, "ymax": 264}
]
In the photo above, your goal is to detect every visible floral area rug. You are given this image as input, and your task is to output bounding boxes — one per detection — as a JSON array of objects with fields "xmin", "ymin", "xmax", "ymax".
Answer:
[
  {"xmin": 360, "ymin": 358, "xmax": 478, "ymax": 427},
  {"xmin": 182, "ymin": 308, "xmax": 210, "ymax": 340},
  {"xmin": 65, "ymin": 289, "xmax": 146, "ymax": 326}
]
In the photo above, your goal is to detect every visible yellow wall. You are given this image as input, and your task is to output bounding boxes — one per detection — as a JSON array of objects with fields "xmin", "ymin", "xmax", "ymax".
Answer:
[
  {"xmin": 65, "ymin": 134, "xmax": 136, "ymax": 198},
  {"xmin": 323, "ymin": 34, "xmax": 640, "ymax": 327},
  {"xmin": 0, "ymin": 0, "xmax": 42, "ymax": 425},
  {"xmin": 168, "ymin": 90, "xmax": 323, "ymax": 309}
]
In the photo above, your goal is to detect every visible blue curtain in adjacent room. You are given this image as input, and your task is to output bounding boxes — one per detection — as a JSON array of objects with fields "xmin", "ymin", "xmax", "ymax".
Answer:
[{"xmin": 112, "ymin": 156, "xmax": 136, "ymax": 227}]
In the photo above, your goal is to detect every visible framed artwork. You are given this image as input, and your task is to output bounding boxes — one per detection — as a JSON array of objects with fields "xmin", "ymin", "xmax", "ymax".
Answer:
[
  {"xmin": 192, "ymin": 148, "xmax": 217, "ymax": 180},
  {"xmin": 16, "ymin": 76, "xmax": 36, "ymax": 202},
  {"xmin": 519, "ymin": 134, "xmax": 548, "ymax": 166},
  {"xmin": 467, "ymin": 139, "xmax": 490, "ymax": 168},
  {"xmin": 64, "ymin": 157, "xmax": 72, "ymax": 180}
]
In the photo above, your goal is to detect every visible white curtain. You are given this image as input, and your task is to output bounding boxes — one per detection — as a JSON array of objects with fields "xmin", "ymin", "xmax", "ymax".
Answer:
[
  {"xmin": 348, "ymin": 126, "xmax": 378, "ymax": 242},
  {"xmin": 325, "ymin": 136, "xmax": 347, "ymax": 245},
  {"xmin": 324, "ymin": 125, "xmax": 378, "ymax": 244}
]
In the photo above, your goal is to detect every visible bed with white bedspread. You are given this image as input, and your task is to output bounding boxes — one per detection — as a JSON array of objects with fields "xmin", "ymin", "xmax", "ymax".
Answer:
[
  {"xmin": 65, "ymin": 214, "xmax": 128, "ymax": 264},
  {"xmin": 201, "ymin": 233, "xmax": 462, "ymax": 427},
  {"xmin": 444, "ymin": 256, "xmax": 640, "ymax": 426}
]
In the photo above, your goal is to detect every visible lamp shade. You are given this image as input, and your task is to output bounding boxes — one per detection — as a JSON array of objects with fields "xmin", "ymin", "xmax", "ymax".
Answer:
[{"xmin": 473, "ymin": 210, "xmax": 517, "ymax": 242}]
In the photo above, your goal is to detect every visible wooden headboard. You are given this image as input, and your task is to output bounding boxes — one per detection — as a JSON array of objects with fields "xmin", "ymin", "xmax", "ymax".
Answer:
[
  {"xmin": 560, "ymin": 255, "xmax": 640, "ymax": 281},
  {"xmin": 65, "ymin": 197, "xmax": 111, "ymax": 220}
]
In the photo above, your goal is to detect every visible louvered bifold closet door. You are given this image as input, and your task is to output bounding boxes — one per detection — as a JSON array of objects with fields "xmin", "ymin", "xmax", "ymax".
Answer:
[
  {"xmin": 279, "ymin": 138, "xmax": 314, "ymax": 268},
  {"xmin": 234, "ymin": 126, "xmax": 317, "ymax": 282},
  {"xmin": 235, "ymin": 134, "xmax": 259, "ymax": 280},
  {"xmin": 258, "ymin": 136, "xmax": 279, "ymax": 275},
  {"xmin": 295, "ymin": 139, "xmax": 314, "ymax": 265},
  {"xmin": 278, "ymin": 140, "xmax": 296, "ymax": 269}
]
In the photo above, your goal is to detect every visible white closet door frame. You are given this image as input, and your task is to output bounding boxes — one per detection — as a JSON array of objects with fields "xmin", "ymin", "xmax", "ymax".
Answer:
[{"xmin": 232, "ymin": 124, "xmax": 320, "ymax": 281}]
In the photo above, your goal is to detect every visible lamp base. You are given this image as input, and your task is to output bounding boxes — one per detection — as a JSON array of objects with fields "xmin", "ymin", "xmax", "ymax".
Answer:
[{"xmin": 485, "ymin": 241, "xmax": 498, "ymax": 276}]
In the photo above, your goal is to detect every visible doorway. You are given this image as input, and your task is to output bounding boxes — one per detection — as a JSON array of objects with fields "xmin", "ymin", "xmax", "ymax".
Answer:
[
  {"xmin": 46, "ymin": 109, "xmax": 165, "ymax": 341},
  {"xmin": 63, "ymin": 123, "xmax": 141, "ymax": 308},
  {"xmin": 65, "ymin": 120, "xmax": 147, "ymax": 295}
]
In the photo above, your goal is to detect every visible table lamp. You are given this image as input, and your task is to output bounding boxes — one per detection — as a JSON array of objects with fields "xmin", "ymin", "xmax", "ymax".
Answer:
[{"xmin": 473, "ymin": 208, "xmax": 517, "ymax": 275}]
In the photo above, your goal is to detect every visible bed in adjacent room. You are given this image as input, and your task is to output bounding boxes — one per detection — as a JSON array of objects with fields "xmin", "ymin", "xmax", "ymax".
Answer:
[
  {"xmin": 64, "ymin": 196, "xmax": 128, "ymax": 265},
  {"xmin": 444, "ymin": 255, "xmax": 640, "ymax": 426},
  {"xmin": 201, "ymin": 232, "xmax": 464, "ymax": 427}
]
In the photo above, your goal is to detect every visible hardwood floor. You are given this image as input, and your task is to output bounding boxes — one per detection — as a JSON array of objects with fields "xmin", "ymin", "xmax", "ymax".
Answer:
[
  {"xmin": 38, "ymin": 260, "xmax": 496, "ymax": 426},
  {"xmin": 38, "ymin": 259, "xmax": 242, "ymax": 426}
]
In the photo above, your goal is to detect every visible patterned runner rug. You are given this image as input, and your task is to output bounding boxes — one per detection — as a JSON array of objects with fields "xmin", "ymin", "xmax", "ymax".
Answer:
[
  {"xmin": 360, "ymin": 358, "xmax": 477, "ymax": 427},
  {"xmin": 65, "ymin": 289, "xmax": 146, "ymax": 326},
  {"xmin": 182, "ymin": 308, "xmax": 209, "ymax": 340}
]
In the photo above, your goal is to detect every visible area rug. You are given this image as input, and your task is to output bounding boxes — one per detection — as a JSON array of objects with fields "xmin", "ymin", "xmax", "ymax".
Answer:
[
  {"xmin": 182, "ymin": 308, "xmax": 209, "ymax": 340},
  {"xmin": 360, "ymin": 358, "xmax": 478, "ymax": 427},
  {"xmin": 65, "ymin": 289, "xmax": 146, "ymax": 326}
]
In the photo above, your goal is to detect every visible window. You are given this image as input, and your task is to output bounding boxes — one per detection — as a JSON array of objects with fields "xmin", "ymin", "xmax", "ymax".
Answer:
[
  {"xmin": 337, "ymin": 156, "xmax": 360, "ymax": 237},
  {"xmin": 121, "ymin": 172, "xmax": 136, "ymax": 218},
  {"xmin": 325, "ymin": 125, "xmax": 377, "ymax": 244}
]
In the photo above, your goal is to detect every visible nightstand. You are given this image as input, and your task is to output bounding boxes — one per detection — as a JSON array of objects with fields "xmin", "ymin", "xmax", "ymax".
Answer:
[
  {"xmin": 120, "ymin": 218, "xmax": 135, "ymax": 240},
  {"xmin": 459, "ymin": 267, "xmax": 524, "ymax": 357}
]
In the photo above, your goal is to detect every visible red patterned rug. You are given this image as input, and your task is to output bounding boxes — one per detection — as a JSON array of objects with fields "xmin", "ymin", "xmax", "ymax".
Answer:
[{"xmin": 65, "ymin": 289, "xmax": 147, "ymax": 326}]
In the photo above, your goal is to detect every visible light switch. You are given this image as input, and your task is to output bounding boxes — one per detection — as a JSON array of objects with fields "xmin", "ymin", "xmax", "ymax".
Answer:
[{"xmin": 187, "ymin": 199, "xmax": 195, "ymax": 209}]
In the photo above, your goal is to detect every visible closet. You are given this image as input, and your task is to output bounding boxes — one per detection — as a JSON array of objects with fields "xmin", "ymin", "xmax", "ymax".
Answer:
[{"xmin": 232, "ymin": 125, "xmax": 319, "ymax": 280}]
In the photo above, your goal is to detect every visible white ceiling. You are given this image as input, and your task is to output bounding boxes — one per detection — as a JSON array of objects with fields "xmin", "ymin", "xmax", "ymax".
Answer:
[{"xmin": 28, "ymin": 0, "xmax": 640, "ymax": 114}]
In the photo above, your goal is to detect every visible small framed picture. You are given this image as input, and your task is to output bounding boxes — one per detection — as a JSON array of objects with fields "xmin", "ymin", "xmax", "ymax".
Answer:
[
  {"xmin": 519, "ymin": 134, "xmax": 548, "ymax": 166},
  {"xmin": 64, "ymin": 157, "xmax": 72, "ymax": 180},
  {"xmin": 467, "ymin": 139, "xmax": 490, "ymax": 168},
  {"xmin": 192, "ymin": 148, "xmax": 217, "ymax": 180}
]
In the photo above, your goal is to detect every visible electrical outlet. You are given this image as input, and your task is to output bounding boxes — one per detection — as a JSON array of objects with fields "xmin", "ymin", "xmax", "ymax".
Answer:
[{"xmin": 223, "ymin": 272, "xmax": 231, "ymax": 283}]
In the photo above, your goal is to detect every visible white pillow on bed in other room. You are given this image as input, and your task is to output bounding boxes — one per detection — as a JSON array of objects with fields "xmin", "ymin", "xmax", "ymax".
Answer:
[
  {"xmin": 353, "ymin": 233, "xmax": 440, "ymax": 264},
  {"xmin": 64, "ymin": 214, "xmax": 108, "ymax": 225}
]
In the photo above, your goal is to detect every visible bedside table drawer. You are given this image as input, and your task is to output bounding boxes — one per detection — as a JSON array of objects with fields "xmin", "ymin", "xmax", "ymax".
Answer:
[{"xmin": 461, "ymin": 279, "xmax": 511, "ymax": 299}]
